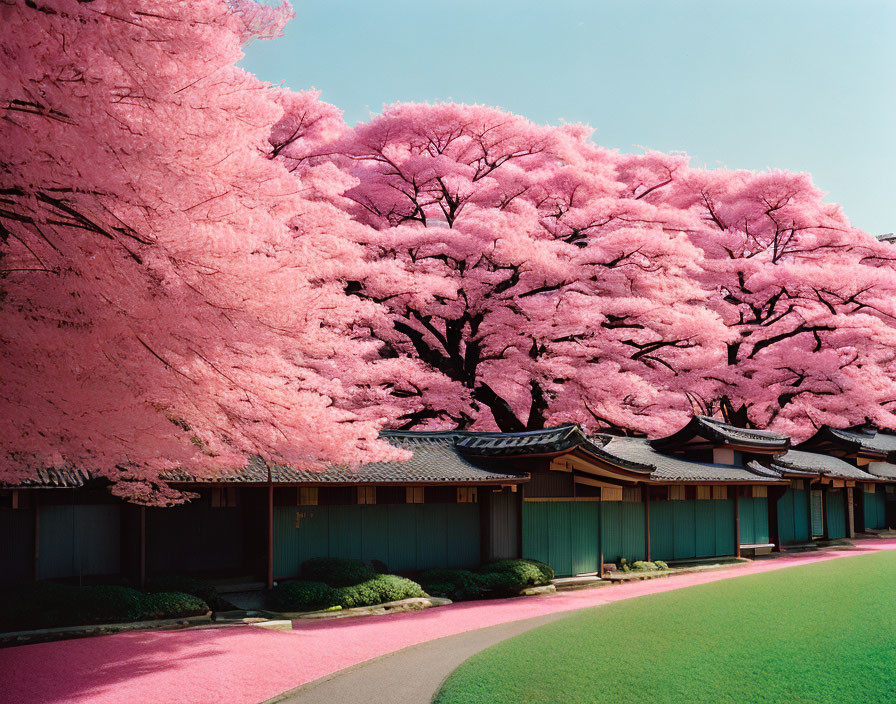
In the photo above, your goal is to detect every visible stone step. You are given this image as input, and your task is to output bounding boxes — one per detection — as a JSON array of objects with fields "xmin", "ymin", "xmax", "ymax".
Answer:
[{"xmin": 551, "ymin": 575, "xmax": 607, "ymax": 592}]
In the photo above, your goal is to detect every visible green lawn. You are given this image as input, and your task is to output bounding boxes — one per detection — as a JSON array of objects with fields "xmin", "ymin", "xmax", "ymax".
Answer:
[{"xmin": 435, "ymin": 551, "xmax": 896, "ymax": 704}]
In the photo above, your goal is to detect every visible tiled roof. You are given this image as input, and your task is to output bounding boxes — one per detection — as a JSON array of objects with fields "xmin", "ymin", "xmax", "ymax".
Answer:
[
  {"xmin": 597, "ymin": 436, "xmax": 784, "ymax": 483},
  {"xmin": 866, "ymin": 461, "xmax": 896, "ymax": 479},
  {"xmin": 7, "ymin": 434, "xmax": 527, "ymax": 488},
  {"xmin": 770, "ymin": 449, "xmax": 878, "ymax": 481},
  {"xmin": 452, "ymin": 425, "xmax": 584, "ymax": 456},
  {"xmin": 165, "ymin": 433, "xmax": 527, "ymax": 485},
  {"xmin": 651, "ymin": 416, "xmax": 790, "ymax": 452},
  {"xmin": 826, "ymin": 427, "xmax": 896, "ymax": 456},
  {"xmin": 745, "ymin": 460, "xmax": 786, "ymax": 479},
  {"xmin": 1, "ymin": 467, "xmax": 91, "ymax": 488},
  {"xmin": 451, "ymin": 425, "xmax": 656, "ymax": 474}
]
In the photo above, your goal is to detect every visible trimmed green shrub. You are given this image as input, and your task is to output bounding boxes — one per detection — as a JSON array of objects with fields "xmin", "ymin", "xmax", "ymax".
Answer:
[
  {"xmin": 272, "ymin": 575, "xmax": 426, "ymax": 611},
  {"xmin": 370, "ymin": 559, "xmax": 389, "ymax": 575},
  {"xmin": 486, "ymin": 559, "xmax": 555, "ymax": 585},
  {"xmin": 300, "ymin": 557, "xmax": 375, "ymax": 587},
  {"xmin": 417, "ymin": 568, "xmax": 483, "ymax": 601},
  {"xmin": 144, "ymin": 575, "xmax": 219, "ymax": 609},
  {"xmin": 475, "ymin": 571, "xmax": 524, "ymax": 597},
  {"xmin": 78, "ymin": 585, "xmax": 145, "ymax": 623},
  {"xmin": 272, "ymin": 580, "xmax": 335, "ymax": 611},
  {"xmin": 627, "ymin": 560, "xmax": 670, "ymax": 572},
  {"xmin": 139, "ymin": 592, "xmax": 209, "ymax": 620},
  {"xmin": 418, "ymin": 559, "xmax": 555, "ymax": 602},
  {"xmin": 333, "ymin": 575, "xmax": 426, "ymax": 608},
  {"xmin": 0, "ymin": 583, "xmax": 210, "ymax": 632},
  {"xmin": 420, "ymin": 582, "xmax": 457, "ymax": 599}
]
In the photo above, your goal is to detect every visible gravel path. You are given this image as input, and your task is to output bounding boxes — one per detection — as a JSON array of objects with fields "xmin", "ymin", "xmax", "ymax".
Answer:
[{"xmin": 263, "ymin": 611, "xmax": 574, "ymax": 704}]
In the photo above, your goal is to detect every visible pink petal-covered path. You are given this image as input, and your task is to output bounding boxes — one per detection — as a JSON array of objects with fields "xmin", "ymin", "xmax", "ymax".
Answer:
[{"xmin": 3, "ymin": 539, "xmax": 894, "ymax": 704}]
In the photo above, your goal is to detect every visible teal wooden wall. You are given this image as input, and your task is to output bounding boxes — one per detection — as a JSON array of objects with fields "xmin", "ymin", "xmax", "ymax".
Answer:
[
  {"xmin": 738, "ymin": 497, "xmax": 769, "ymax": 545},
  {"xmin": 487, "ymin": 489, "xmax": 519, "ymax": 560},
  {"xmin": 810, "ymin": 490, "xmax": 824, "ymax": 536},
  {"xmin": 147, "ymin": 501, "xmax": 245, "ymax": 575},
  {"xmin": 38, "ymin": 505, "xmax": 120, "ymax": 580},
  {"xmin": 826, "ymin": 489, "xmax": 846, "ymax": 539},
  {"xmin": 864, "ymin": 486, "xmax": 887, "ymax": 530},
  {"xmin": 777, "ymin": 488, "xmax": 810, "ymax": 545},
  {"xmin": 522, "ymin": 500, "xmax": 600, "ymax": 577},
  {"xmin": 0, "ymin": 508, "xmax": 35, "ymax": 585},
  {"xmin": 601, "ymin": 501, "xmax": 646, "ymax": 565},
  {"xmin": 650, "ymin": 500, "xmax": 735, "ymax": 561},
  {"xmin": 274, "ymin": 503, "xmax": 480, "ymax": 577}
]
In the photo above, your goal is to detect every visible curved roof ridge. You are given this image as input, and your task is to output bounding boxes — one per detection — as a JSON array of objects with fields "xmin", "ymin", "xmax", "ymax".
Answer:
[
  {"xmin": 771, "ymin": 448, "xmax": 879, "ymax": 480},
  {"xmin": 600, "ymin": 435, "xmax": 784, "ymax": 483},
  {"xmin": 652, "ymin": 415, "xmax": 790, "ymax": 451}
]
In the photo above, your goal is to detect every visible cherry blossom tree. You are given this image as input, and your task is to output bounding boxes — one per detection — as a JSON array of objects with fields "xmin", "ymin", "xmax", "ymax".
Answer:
[
  {"xmin": 274, "ymin": 101, "xmax": 728, "ymax": 435},
  {"xmin": 0, "ymin": 0, "xmax": 409, "ymax": 502},
  {"xmin": 653, "ymin": 166, "xmax": 896, "ymax": 437},
  {"xmin": 275, "ymin": 98, "xmax": 896, "ymax": 439}
]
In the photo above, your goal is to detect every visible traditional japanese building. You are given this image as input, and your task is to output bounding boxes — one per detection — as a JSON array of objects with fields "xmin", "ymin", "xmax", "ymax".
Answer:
[
  {"xmin": 797, "ymin": 425, "xmax": 896, "ymax": 532},
  {"xmin": 2, "ymin": 417, "xmax": 893, "ymax": 586}
]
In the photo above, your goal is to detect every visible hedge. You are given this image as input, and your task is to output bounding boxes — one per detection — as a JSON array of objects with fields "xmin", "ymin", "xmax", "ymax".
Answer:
[
  {"xmin": 300, "ymin": 557, "xmax": 376, "ymax": 587},
  {"xmin": 486, "ymin": 559, "xmax": 554, "ymax": 584},
  {"xmin": 630, "ymin": 561, "xmax": 669, "ymax": 572},
  {"xmin": 272, "ymin": 574, "xmax": 426, "ymax": 612},
  {"xmin": 144, "ymin": 575, "xmax": 220, "ymax": 609},
  {"xmin": 419, "ymin": 558, "xmax": 555, "ymax": 601},
  {"xmin": 0, "ymin": 582, "xmax": 209, "ymax": 632}
]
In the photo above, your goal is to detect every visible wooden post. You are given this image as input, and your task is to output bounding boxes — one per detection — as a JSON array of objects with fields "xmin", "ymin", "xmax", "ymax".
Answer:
[
  {"xmin": 821, "ymin": 486, "xmax": 829, "ymax": 540},
  {"xmin": 32, "ymin": 492, "xmax": 40, "ymax": 582},
  {"xmin": 768, "ymin": 486, "xmax": 782, "ymax": 552},
  {"xmin": 807, "ymin": 483, "xmax": 814, "ymax": 541},
  {"xmin": 478, "ymin": 489, "xmax": 491, "ymax": 564},
  {"xmin": 644, "ymin": 485, "xmax": 651, "ymax": 562},
  {"xmin": 139, "ymin": 505, "xmax": 146, "ymax": 589},
  {"xmin": 734, "ymin": 491, "xmax": 741, "ymax": 558},
  {"xmin": 846, "ymin": 487, "xmax": 855, "ymax": 539},
  {"xmin": 267, "ymin": 464, "xmax": 274, "ymax": 590},
  {"xmin": 598, "ymin": 486, "xmax": 604, "ymax": 577},
  {"xmin": 516, "ymin": 486, "xmax": 524, "ymax": 558}
]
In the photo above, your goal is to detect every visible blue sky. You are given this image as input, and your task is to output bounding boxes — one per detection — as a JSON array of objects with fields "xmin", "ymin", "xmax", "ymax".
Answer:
[{"xmin": 242, "ymin": 0, "xmax": 895, "ymax": 235}]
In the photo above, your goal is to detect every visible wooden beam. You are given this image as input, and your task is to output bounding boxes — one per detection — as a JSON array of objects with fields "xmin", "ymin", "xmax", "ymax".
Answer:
[
  {"xmin": 807, "ymin": 484, "xmax": 815, "ymax": 539},
  {"xmin": 139, "ymin": 505, "xmax": 146, "ymax": 589},
  {"xmin": 32, "ymin": 492, "xmax": 40, "ymax": 582},
  {"xmin": 479, "ymin": 489, "xmax": 490, "ymax": 564},
  {"xmin": 574, "ymin": 475, "xmax": 630, "ymax": 489},
  {"xmin": 846, "ymin": 487, "xmax": 855, "ymax": 539},
  {"xmin": 644, "ymin": 486, "xmax": 651, "ymax": 563},
  {"xmin": 172, "ymin": 478, "xmax": 530, "ymax": 489},
  {"xmin": 267, "ymin": 464, "xmax": 274, "ymax": 590},
  {"xmin": 821, "ymin": 486, "xmax": 829, "ymax": 540},
  {"xmin": 734, "ymin": 492, "xmax": 741, "ymax": 558},
  {"xmin": 768, "ymin": 485, "xmax": 782, "ymax": 552}
]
